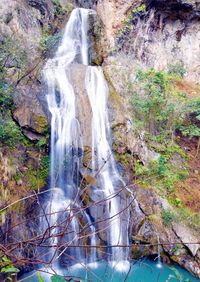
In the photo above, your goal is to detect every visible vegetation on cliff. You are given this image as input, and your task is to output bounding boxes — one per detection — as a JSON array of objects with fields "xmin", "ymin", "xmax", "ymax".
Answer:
[{"xmin": 0, "ymin": 0, "xmax": 200, "ymax": 280}]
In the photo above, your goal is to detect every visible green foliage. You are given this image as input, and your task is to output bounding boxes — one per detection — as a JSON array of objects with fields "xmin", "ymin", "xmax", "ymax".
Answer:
[
  {"xmin": 52, "ymin": 0, "xmax": 73, "ymax": 17},
  {"xmin": 177, "ymin": 207, "xmax": 200, "ymax": 231},
  {"xmin": 0, "ymin": 36, "xmax": 30, "ymax": 149},
  {"xmin": 179, "ymin": 124, "xmax": 200, "ymax": 138},
  {"xmin": 117, "ymin": 4, "xmax": 146, "ymax": 39},
  {"xmin": 177, "ymin": 97, "xmax": 200, "ymax": 138},
  {"xmin": 0, "ymin": 82, "xmax": 13, "ymax": 110},
  {"xmin": 167, "ymin": 267, "xmax": 191, "ymax": 282},
  {"xmin": 40, "ymin": 32, "xmax": 62, "ymax": 52},
  {"xmin": 39, "ymin": 156, "xmax": 50, "ymax": 180},
  {"xmin": 0, "ymin": 35, "xmax": 27, "ymax": 80},
  {"xmin": 132, "ymin": 4, "xmax": 146, "ymax": 14},
  {"xmin": 132, "ymin": 69, "xmax": 186, "ymax": 136},
  {"xmin": 0, "ymin": 256, "xmax": 19, "ymax": 274},
  {"xmin": 161, "ymin": 209, "xmax": 176, "ymax": 227},
  {"xmin": 186, "ymin": 97, "xmax": 200, "ymax": 117},
  {"xmin": 172, "ymin": 243, "xmax": 182, "ymax": 255},
  {"xmin": 168, "ymin": 63, "xmax": 186, "ymax": 78},
  {"xmin": 134, "ymin": 146, "xmax": 188, "ymax": 193},
  {"xmin": 36, "ymin": 137, "xmax": 48, "ymax": 149},
  {"xmin": 173, "ymin": 197, "xmax": 182, "ymax": 207},
  {"xmin": 0, "ymin": 117, "xmax": 29, "ymax": 148},
  {"xmin": 130, "ymin": 69, "xmax": 200, "ymax": 196},
  {"xmin": 26, "ymin": 155, "xmax": 49, "ymax": 190}
]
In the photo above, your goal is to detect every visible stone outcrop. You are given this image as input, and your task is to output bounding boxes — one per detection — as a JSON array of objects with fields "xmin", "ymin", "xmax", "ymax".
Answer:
[{"xmin": 95, "ymin": 0, "xmax": 200, "ymax": 81}]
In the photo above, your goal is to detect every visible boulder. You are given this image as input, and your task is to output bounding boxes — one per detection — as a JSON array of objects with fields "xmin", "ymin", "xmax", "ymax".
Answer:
[{"xmin": 13, "ymin": 94, "xmax": 48, "ymax": 140}]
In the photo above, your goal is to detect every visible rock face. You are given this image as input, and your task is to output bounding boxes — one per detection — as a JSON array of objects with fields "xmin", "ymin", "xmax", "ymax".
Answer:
[
  {"xmin": 70, "ymin": 64, "xmax": 93, "ymax": 147},
  {"xmin": 13, "ymin": 88, "xmax": 48, "ymax": 140},
  {"xmin": 0, "ymin": 0, "xmax": 52, "ymax": 60},
  {"xmin": 0, "ymin": 0, "xmax": 74, "ymax": 139},
  {"xmin": 74, "ymin": 0, "xmax": 97, "ymax": 9},
  {"xmin": 96, "ymin": 0, "xmax": 200, "ymax": 81},
  {"xmin": 172, "ymin": 223, "xmax": 200, "ymax": 256},
  {"xmin": 96, "ymin": 0, "xmax": 140, "ymax": 47}
]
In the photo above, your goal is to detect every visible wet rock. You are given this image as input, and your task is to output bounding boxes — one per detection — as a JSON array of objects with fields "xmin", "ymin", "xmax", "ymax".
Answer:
[
  {"xmin": 130, "ymin": 197, "xmax": 146, "ymax": 236},
  {"xmin": 70, "ymin": 64, "xmax": 92, "ymax": 148}
]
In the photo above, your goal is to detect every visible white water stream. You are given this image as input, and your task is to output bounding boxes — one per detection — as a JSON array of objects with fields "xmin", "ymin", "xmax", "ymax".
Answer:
[{"xmin": 43, "ymin": 7, "xmax": 129, "ymax": 268}]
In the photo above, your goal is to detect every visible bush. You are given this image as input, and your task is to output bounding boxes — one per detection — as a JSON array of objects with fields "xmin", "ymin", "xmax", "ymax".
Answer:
[
  {"xmin": 40, "ymin": 32, "xmax": 62, "ymax": 53},
  {"xmin": 0, "ymin": 118, "xmax": 28, "ymax": 148},
  {"xmin": 0, "ymin": 35, "xmax": 27, "ymax": 80},
  {"xmin": 52, "ymin": 0, "xmax": 73, "ymax": 17},
  {"xmin": 26, "ymin": 155, "xmax": 49, "ymax": 190},
  {"xmin": 168, "ymin": 63, "xmax": 186, "ymax": 78},
  {"xmin": 161, "ymin": 209, "xmax": 176, "ymax": 227},
  {"xmin": 131, "ymin": 69, "xmax": 186, "ymax": 137},
  {"xmin": 177, "ymin": 97, "xmax": 200, "ymax": 139},
  {"xmin": 0, "ymin": 82, "xmax": 13, "ymax": 110},
  {"xmin": 39, "ymin": 156, "xmax": 49, "ymax": 180}
]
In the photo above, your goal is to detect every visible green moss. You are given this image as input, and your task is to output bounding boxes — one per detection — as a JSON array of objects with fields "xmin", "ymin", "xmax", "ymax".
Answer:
[{"xmin": 33, "ymin": 114, "xmax": 49, "ymax": 134}]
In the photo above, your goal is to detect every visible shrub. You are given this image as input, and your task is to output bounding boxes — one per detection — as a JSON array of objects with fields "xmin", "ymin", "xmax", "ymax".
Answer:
[
  {"xmin": 168, "ymin": 63, "xmax": 186, "ymax": 78},
  {"xmin": 0, "ymin": 82, "xmax": 13, "ymax": 110},
  {"xmin": 26, "ymin": 155, "xmax": 49, "ymax": 190},
  {"xmin": 161, "ymin": 209, "xmax": 176, "ymax": 227},
  {"xmin": 40, "ymin": 32, "xmax": 62, "ymax": 52},
  {"xmin": 0, "ymin": 35, "xmax": 27, "ymax": 80},
  {"xmin": 134, "ymin": 145, "xmax": 188, "ymax": 192},
  {"xmin": 131, "ymin": 69, "xmax": 186, "ymax": 137},
  {"xmin": 52, "ymin": 0, "xmax": 73, "ymax": 17},
  {"xmin": 39, "ymin": 156, "xmax": 50, "ymax": 180},
  {"xmin": 177, "ymin": 97, "xmax": 200, "ymax": 138},
  {"xmin": 36, "ymin": 137, "xmax": 48, "ymax": 149},
  {"xmin": 0, "ymin": 118, "xmax": 28, "ymax": 148}
]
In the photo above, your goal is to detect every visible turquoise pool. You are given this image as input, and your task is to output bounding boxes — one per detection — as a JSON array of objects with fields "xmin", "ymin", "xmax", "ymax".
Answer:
[{"xmin": 19, "ymin": 259, "xmax": 200, "ymax": 282}]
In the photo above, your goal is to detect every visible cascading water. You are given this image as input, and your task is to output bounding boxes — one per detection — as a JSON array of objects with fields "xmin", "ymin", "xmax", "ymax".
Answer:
[
  {"xmin": 42, "ymin": 7, "xmax": 130, "ymax": 268},
  {"xmin": 43, "ymin": 8, "xmax": 95, "ymax": 264},
  {"xmin": 85, "ymin": 67, "xmax": 129, "ymax": 263}
]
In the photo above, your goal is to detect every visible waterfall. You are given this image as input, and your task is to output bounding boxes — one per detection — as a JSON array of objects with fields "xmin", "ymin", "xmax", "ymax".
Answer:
[
  {"xmin": 85, "ymin": 67, "xmax": 129, "ymax": 263},
  {"xmin": 156, "ymin": 235, "xmax": 162, "ymax": 268},
  {"xmin": 43, "ymin": 7, "xmax": 130, "ymax": 268}
]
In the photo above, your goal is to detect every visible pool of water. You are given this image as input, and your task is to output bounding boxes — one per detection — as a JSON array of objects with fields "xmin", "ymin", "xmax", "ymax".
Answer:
[{"xmin": 19, "ymin": 259, "xmax": 200, "ymax": 282}]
